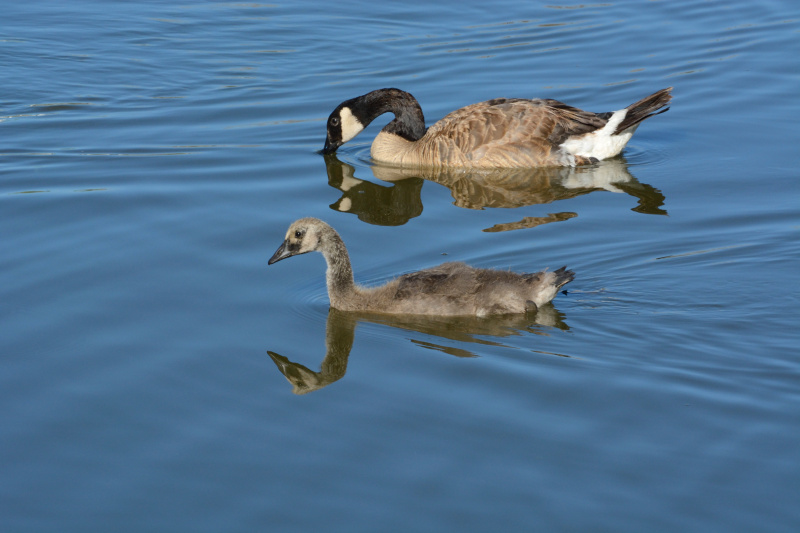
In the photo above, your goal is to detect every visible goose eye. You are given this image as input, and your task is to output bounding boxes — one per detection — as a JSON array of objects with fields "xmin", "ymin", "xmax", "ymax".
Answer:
[
  {"xmin": 330, "ymin": 117, "xmax": 340, "ymax": 127},
  {"xmin": 294, "ymin": 230, "xmax": 303, "ymax": 238}
]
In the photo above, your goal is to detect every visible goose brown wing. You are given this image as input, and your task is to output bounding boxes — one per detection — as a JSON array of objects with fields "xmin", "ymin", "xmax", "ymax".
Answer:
[
  {"xmin": 426, "ymin": 98, "xmax": 607, "ymax": 165},
  {"xmin": 538, "ymin": 99, "xmax": 609, "ymax": 144}
]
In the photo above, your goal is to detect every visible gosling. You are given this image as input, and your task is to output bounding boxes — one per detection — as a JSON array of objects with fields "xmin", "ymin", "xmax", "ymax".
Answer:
[
  {"xmin": 268, "ymin": 218, "xmax": 574, "ymax": 317},
  {"xmin": 322, "ymin": 87, "xmax": 672, "ymax": 168}
]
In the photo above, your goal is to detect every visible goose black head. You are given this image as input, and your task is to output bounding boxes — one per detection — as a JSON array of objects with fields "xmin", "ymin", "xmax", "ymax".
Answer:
[{"xmin": 322, "ymin": 103, "xmax": 365, "ymax": 154}]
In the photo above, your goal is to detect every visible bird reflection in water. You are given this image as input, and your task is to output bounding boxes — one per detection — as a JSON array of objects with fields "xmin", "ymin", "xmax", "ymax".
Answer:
[
  {"xmin": 267, "ymin": 306, "xmax": 569, "ymax": 395},
  {"xmin": 323, "ymin": 153, "xmax": 666, "ymax": 230}
]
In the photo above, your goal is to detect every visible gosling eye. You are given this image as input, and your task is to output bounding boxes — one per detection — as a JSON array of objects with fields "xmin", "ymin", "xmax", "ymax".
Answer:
[
  {"xmin": 330, "ymin": 117, "xmax": 340, "ymax": 127},
  {"xmin": 294, "ymin": 230, "xmax": 303, "ymax": 239}
]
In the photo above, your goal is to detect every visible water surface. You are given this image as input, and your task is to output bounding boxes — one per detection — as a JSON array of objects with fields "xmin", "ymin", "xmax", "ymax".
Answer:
[{"xmin": 2, "ymin": 1, "xmax": 799, "ymax": 531}]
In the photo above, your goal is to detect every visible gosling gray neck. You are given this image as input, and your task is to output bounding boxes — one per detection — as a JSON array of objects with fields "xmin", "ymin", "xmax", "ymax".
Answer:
[{"xmin": 318, "ymin": 228, "xmax": 356, "ymax": 306}]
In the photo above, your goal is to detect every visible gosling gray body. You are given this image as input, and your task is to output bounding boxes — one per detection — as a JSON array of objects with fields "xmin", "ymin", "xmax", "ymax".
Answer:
[
  {"xmin": 269, "ymin": 218, "xmax": 574, "ymax": 317},
  {"xmin": 322, "ymin": 87, "xmax": 672, "ymax": 168}
]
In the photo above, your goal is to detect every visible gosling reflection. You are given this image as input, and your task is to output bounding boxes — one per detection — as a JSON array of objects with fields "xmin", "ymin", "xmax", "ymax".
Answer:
[
  {"xmin": 268, "ymin": 310, "xmax": 356, "ymax": 395},
  {"xmin": 323, "ymin": 153, "xmax": 665, "ymax": 230},
  {"xmin": 267, "ymin": 305, "xmax": 569, "ymax": 395}
]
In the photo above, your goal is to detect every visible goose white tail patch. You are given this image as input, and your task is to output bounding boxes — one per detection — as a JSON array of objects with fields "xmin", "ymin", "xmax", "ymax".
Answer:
[
  {"xmin": 339, "ymin": 107, "xmax": 365, "ymax": 143},
  {"xmin": 561, "ymin": 108, "xmax": 634, "ymax": 160}
]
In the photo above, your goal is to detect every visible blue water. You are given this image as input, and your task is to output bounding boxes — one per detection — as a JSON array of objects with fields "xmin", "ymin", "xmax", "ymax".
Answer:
[{"xmin": 2, "ymin": 1, "xmax": 799, "ymax": 531}]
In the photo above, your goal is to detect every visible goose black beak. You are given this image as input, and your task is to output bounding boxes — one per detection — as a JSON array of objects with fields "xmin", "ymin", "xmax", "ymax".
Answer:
[
  {"xmin": 320, "ymin": 138, "xmax": 341, "ymax": 155},
  {"xmin": 268, "ymin": 240, "xmax": 293, "ymax": 265}
]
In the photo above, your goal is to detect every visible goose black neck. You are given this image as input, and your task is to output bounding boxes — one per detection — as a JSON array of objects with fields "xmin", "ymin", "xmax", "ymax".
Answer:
[{"xmin": 352, "ymin": 88, "xmax": 427, "ymax": 142}]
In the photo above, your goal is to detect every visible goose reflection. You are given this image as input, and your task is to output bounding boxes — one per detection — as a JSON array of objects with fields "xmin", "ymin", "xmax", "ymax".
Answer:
[
  {"xmin": 323, "ymin": 153, "xmax": 665, "ymax": 230},
  {"xmin": 325, "ymin": 154, "xmax": 424, "ymax": 226},
  {"xmin": 267, "ymin": 305, "xmax": 569, "ymax": 395}
]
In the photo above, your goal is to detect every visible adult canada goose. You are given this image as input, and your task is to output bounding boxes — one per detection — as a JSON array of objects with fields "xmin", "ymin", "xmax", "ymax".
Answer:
[
  {"xmin": 268, "ymin": 217, "xmax": 574, "ymax": 316},
  {"xmin": 322, "ymin": 87, "xmax": 672, "ymax": 168}
]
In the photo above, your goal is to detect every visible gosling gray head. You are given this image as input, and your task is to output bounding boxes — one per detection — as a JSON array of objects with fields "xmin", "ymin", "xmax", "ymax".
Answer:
[{"xmin": 268, "ymin": 217, "xmax": 325, "ymax": 265}]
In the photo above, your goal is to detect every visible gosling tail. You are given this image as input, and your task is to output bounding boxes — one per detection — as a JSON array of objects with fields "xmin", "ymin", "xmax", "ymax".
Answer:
[{"xmin": 553, "ymin": 266, "xmax": 575, "ymax": 289}]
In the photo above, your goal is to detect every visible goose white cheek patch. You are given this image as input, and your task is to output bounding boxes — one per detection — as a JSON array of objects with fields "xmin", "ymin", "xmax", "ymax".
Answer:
[{"xmin": 339, "ymin": 107, "xmax": 364, "ymax": 143}]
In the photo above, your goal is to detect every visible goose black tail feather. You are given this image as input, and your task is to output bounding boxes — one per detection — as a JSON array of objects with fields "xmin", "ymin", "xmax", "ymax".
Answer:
[{"xmin": 614, "ymin": 87, "xmax": 673, "ymax": 134}]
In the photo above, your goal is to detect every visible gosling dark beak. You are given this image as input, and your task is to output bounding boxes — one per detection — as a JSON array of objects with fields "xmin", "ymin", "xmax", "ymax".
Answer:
[
  {"xmin": 268, "ymin": 240, "xmax": 293, "ymax": 265},
  {"xmin": 267, "ymin": 351, "xmax": 291, "ymax": 372},
  {"xmin": 320, "ymin": 137, "xmax": 341, "ymax": 155}
]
